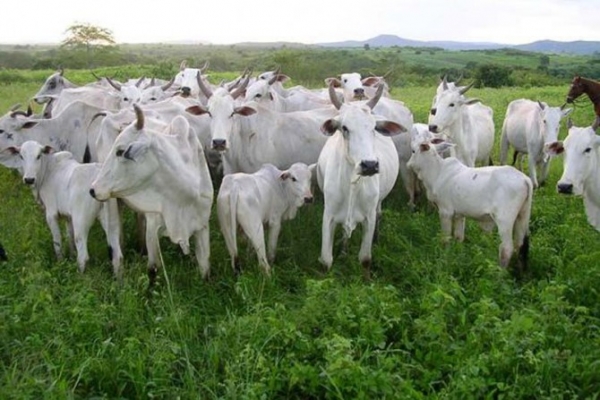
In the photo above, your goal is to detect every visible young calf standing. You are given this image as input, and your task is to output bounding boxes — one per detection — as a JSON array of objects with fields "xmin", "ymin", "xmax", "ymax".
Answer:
[
  {"xmin": 407, "ymin": 140, "xmax": 533, "ymax": 270},
  {"xmin": 1, "ymin": 140, "xmax": 123, "ymax": 276},
  {"xmin": 217, "ymin": 163, "xmax": 314, "ymax": 275}
]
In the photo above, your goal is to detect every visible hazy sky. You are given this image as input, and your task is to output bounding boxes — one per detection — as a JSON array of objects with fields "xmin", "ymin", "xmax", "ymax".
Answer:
[{"xmin": 2, "ymin": 0, "xmax": 598, "ymax": 45}]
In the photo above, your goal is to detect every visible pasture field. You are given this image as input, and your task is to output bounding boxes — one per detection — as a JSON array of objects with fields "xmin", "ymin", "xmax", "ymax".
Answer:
[{"xmin": 0, "ymin": 76, "xmax": 599, "ymax": 399}]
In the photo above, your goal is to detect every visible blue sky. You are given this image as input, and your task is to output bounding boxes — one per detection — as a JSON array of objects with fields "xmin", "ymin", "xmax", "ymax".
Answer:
[{"xmin": 2, "ymin": 0, "xmax": 598, "ymax": 45}]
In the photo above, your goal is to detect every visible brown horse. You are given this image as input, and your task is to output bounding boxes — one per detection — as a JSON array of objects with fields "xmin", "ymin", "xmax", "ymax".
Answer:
[{"xmin": 565, "ymin": 76, "xmax": 600, "ymax": 117}]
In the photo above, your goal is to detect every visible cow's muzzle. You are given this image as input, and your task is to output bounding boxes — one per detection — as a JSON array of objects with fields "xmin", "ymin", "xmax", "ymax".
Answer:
[
  {"xmin": 359, "ymin": 160, "xmax": 379, "ymax": 176},
  {"xmin": 23, "ymin": 177, "xmax": 35, "ymax": 185},
  {"xmin": 557, "ymin": 183, "xmax": 573, "ymax": 194},
  {"xmin": 212, "ymin": 139, "xmax": 227, "ymax": 151}
]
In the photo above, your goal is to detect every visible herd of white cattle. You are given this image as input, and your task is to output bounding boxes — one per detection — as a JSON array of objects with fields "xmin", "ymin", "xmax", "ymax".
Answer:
[{"xmin": 0, "ymin": 60, "xmax": 599, "ymax": 281}]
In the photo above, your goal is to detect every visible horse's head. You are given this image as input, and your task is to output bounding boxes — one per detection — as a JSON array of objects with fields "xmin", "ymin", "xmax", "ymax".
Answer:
[{"xmin": 566, "ymin": 76, "xmax": 585, "ymax": 104}]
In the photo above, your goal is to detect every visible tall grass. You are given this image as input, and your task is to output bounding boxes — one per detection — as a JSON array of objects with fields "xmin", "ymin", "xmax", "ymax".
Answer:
[{"xmin": 0, "ymin": 75, "xmax": 599, "ymax": 398}]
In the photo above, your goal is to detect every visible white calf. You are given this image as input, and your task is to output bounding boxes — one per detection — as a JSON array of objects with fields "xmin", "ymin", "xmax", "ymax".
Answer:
[
  {"xmin": 407, "ymin": 140, "xmax": 533, "ymax": 269},
  {"xmin": 1, "ymin": 141, "xmax": 122, "ymax": 276},
  {"xmin": 217, "ymin": 163, "xmax": 314, "ymax": 275}
]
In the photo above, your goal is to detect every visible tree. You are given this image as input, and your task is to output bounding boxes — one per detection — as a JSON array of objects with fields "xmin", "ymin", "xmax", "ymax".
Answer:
[{"xmin": 61, "ymin": 23, "xmax": 117, "ymax": 67}]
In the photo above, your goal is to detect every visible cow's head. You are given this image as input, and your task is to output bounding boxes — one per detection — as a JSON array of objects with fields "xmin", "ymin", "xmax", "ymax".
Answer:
[
  {"xmin": 33, "ymin": 69, "xmax": 70, "ymax": 104},
  {"xmin": 140, "ymin": 77, "xmax": 175, "ymax": 105},
  {"xmin": 536, "ymin": 101, "xmax": 573, "ymax": 157},
  {"xmin": 325, "ymin": 72, "xmax": 365, "ymax": 101},
  {"xmin": 428, "ymin": 83, "xmax": 479, "ymax": 134},
  {"xmin": 185, "ymin": 75, "xmax": 254, "ymax": 152},
  {"xmin": 90, "ymin": 105, "xmax": 159, "ymax": 201},
  {"xmin": 174, "ymin": 60, "xmax": 210, "ymax": 98},
  {"xmin": 245, "ymin": 72, "xmax": 279, "ymax": 103},
  {"xmin": 280, "ymin": 162, "xmax": 315, "ymax": 209},
  {"xmin": 106, "ymin": 77, "xmax": 145, "ymax": 109},
  {"xmin": 407, "ymin": 139, "xmax": 454, "ymax": 177},
  {"xmin": 321, "ymin": 83, "xmax": 405, "ymax": 177},
  {"xmin": 557, "ymin": 118, "xmax": 600, "ymax": 195},
  {"xmin": 1, "ymin": 140, "xmax": 53, "ymax": 184}
]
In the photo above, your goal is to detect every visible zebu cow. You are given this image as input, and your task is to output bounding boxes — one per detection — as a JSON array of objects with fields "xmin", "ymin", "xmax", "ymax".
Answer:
[
  {"xmin": 429, "ymin": 82, "xmax": 494, "ymax": 167},
  {"xmin": 407, "ymin": 140, "xmax": 533, "ymax": 270},
  {"xmin": 139, "ymin": 77, "xmax": 176, "ymax": 105},
  {"xmin": 33, "ymin": 68, "xmax": 78, "ymax": 104},
  {"xmin": 217, "ymin": 163, "xmax": 314, "ymax": 275},
  {"xmin": 173, "ymin": 60, "xmax": 210, "ymax": 100},
  {"xmin": 316, "ymin": 84, "xmax": 404, "ymax": 275},
  {"xmin": 185, "ymin": 75, "xmax": 338, "ymax": 175},
  {"xmin": 500, "ymin": 99, "xmax": 573, "ymax": 188},
  {"xmin": 90, "ymin": 105, "xmax": 213, "ymax": 282},
  {"xmin": 325, "ymin": 72, "xmax": 391, "ymax": 101},
  {"xmin": 556, "ymin": 118, "xmax": 600, "ymax": 231},
  {"xmin": 1, "ymin": 141, "xmax": 123, "ymax": 276},
  {"xmin": 244, "ymin": 73, "xmax": 332, "ymax": 112},
  {"xmin": 0, "ymin": 100, "xmax": 107, "ymax": 164}
]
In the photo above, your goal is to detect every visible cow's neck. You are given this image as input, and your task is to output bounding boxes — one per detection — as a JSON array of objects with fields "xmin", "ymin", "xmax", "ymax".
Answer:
[{"xmin": 583, "ymin": 154, "xmax": 600, "ymax": 207}]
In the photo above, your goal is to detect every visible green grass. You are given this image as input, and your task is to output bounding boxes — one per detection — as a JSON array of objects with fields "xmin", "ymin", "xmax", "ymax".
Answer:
[{"xmin": 0, "ymin": 77, "xmax": 599, "ymax": 398}]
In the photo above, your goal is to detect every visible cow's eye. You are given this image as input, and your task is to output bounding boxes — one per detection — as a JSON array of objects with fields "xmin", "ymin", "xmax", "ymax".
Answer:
[
  {"xmin": 543, "ymin": 120, "xmax": 547, "ymax": 124},
  {"xmin": 150, "ymin": 97, "xmax": 156, "ymax": 101},
  {"xmin": 449, "ymin": 103, "xmax": 455, "ymax": 107},
  {"xmin": 343, "ymin": 79, "xmax": 347, "ymax": 83},
  {"xmin": 255, "ymin": 93, "xmax": 262, "ymax": 98},
  {"xmin": 116, "ymin": 149, "xmax": 124, "ymax": 157},
  {"xmin": 342, "ymin": 125, "xmax": 349, "ymax": 134},
  {"xmin": 584, "ymin": 147, "xmax": 592, "ymax": 153},
  {"xmin": 0, "ymin": 129, "xmax": 4, "ymax": 134},
  {"xmin": 123, "ymin": 98, "xmax": 129, "ymax": 102},
  {"xmin": 36, "ymin": 154, "xmax": 42, "ymax": 160},
  {"xmin": 291, "ymin": 176, "xmax": 297, "ymax": 182}
]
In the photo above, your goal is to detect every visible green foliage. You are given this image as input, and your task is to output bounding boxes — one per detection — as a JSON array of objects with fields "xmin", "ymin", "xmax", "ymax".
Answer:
[
  {"xmin": 0, "ymin": 73, "xmax": 600, "ymax": 398},
  {"xmin": 473, "ymin": 63, "xmax": 514, "ymax": 88}
]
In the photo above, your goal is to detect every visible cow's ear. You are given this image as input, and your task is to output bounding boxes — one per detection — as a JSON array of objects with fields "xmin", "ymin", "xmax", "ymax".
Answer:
[
  {"xmin": 276, "ymin": 74, "xmax": 290, "ymax": 83},
  {"xmin": 433, "ymin": 141, "xmax": 454, "ymax": 154},
  {"xmin": 233, "ymin": 106, "xmax": 256, "ymax": 117},
  {"xmin": 547, "ymin": 141, "xmax": 564, "ymax": 156},
  {"xmin": 321, "ymin": 119, "xmax": 339, "ymax": 136},
  {"xmin": 123, "ymin": 141, "xmax": 149, "ymax": 161},
  {"xmin": 324, "ymin": 78, "xmax": 341, "ymax": 88},
  {"xmin": 0, "ymin": 146, "xmax": 22, "ymax": 169},
  {"xmin": 419, "ymin": 143, "xmax": 430, "ymax": 152},
  {"xmin": 375, "ymin": 120, "xmax": 406, "ymax": 136},
  {"xmin": 185, "ymin": 105, "xmax": 210, "ymax": 116},
  {"xmin": 21, "ymin": 121, "xmax": 38, "ymax": 129},
  {"xmin": 361, "ymin": 77, "xmax": 380, "ymax": 87},
  {"xmin": 280, "ymin": 171, "xmax": 291, "ymax": 181},
  {"xmin": 42, "ymin": 145, "xmax": 54, "ymax": 154}
]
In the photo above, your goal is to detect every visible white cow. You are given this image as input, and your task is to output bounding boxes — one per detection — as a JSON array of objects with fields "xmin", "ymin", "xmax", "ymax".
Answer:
[
  {"xmin": 316, "ymin": 84, "xmax": 404, "ymax": 275},
  {"xmin": 32, "ymin": 69, "xmax": 78, "ymax": 104},
  {"xmin": 140, "ymin": 78, "xmax": 176, "ymax": 105},
  {"xmin": 429, "ymin": 82, "xmax": 494, "ymax": 167},
  {"xmin": 0, "ymin": 141, "xmax": 123, "ymax": 276},
  {"xmin": 0, "ymin": 100, "xmax": 107, "ymax": 164},
  {"xmin": 90, "ymin": 105, "xmax": 213, "ymax": 282},
  {"xmin": 407, "ymin": 140, "xmax": 533, "ymax": 269},
  {"xmin": 217, "ymin": 163, "xmax": 314, "ymax": 275},
  {"xmin": 185, "ymin": 77, "xmax": 338, "ymax": 175},
  {"xmin": 556, "ymin": 118, "xmax": 600, "ymax": 231},
  {"xmin": 500, "ymin": 99, "xmax": 573, "ymax": 188},
  {"xmin": 324, "ymin": 72, "xmax": 391, "ymax": 101},
  {"xmin": 173, "ymin": 60, "xmax": 211, "ymax": 100},
  {"xmin": 244, "ymin": 74, "xmax": 332, "ymax": 112}
]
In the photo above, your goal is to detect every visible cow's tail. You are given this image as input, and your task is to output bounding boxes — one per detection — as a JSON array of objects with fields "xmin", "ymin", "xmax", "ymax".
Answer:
[
  {"xmin": 515, "ymin": 177, "xmax": 533, "ymax": 269},
  {"xmin": 218, "ymin": 183, "xmax": 240, "ymax": 274}
]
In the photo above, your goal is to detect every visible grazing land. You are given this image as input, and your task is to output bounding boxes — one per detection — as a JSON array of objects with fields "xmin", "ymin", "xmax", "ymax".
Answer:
[{"xmin": 0, "ymin": 59, "xmax": 599, "ymax": 398}]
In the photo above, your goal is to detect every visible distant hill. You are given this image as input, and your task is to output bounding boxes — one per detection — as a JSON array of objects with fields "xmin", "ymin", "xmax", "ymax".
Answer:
[{"xmin": 318, "ymin": 34, "xmax": 600, "ymax": 55}]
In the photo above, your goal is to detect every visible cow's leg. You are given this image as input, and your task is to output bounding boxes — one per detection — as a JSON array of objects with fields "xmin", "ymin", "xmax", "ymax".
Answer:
[
  {"xmin": 238, "ymin": 214, "xmax": 270, "ymax": 275},
  {"xmin": 499, "ymin": 130, "xmax": 510, "ymax": 165},
  {"xmin": 398, "ymin": 162, "xmax": 416, "ymax": 210},
  {"xmin": 145, "ymin": 213, "xmax": 162, "ymax": 285},
  {"xmin": 99, "ymin": 200, "xmax": 123, "ymax": 280},
  {"xmin": 439, "ymin": 210, "xmax": 453, "ymax": 243},
  {"xmin": 266, "ymin": 220, "xmax": 282, "ymax": 264},
  {"xmin": 46, "ymin": 213, "xmax": 63, "ymax": 260},
  {"xmin": 136, "ymin": 212, "xmax": 147, "ymax": 255},
  {"xmin": 193, "ymin": 226, "xmax": 211, "ymax": 280},
  {"xmin": 453, "ymin": 215, "xmax": 466, "ymax": 242},
  {"xmin": 358, "ymin": 211, "xmax": 377, "ymax": 280},
  {"xmin": 319, "ymin": 211, "xmax": 336, "ymax": 270},
  {"xmin": 540, "ymin": 159, "xmax": 550, "ymax": 187},
  {"xmin": 497, "ymin": 222, "xmax": 515, "ymax": 268},
  {"xmin": 528, "ymin": 154, "xmax": 539, "ymax": 189},
  {"xmin": 65, "ymin": 218, "xmax": 76, "ymax": 257},
  {"xmin": 72, "ymin": 212, "xmax": 96, "ymax": 273}
]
